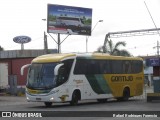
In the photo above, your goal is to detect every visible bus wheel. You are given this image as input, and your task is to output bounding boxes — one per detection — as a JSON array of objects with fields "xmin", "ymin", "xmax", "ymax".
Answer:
[
  {"xmin": 97, "ymin": 99, "xmax": 107, "ymax": 103},
  {"xmin": 44, "ymin": 102, "xmax": 52, "ymax": 107},
  {"xmin": 70, "ymin": 91, "xmax": 79, "ymax": 106},
  {"xmin": 117, "ymin": 88, "xmax": 130, "ymax": 101},
  {"xmin": 123, "ymin": 88, "xmax": 130, "ymax": 101}
]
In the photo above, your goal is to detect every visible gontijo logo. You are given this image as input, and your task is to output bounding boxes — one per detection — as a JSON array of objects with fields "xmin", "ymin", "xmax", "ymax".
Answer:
[{"xmin": 111, "ymin": 76, "xmax": 133, "ymax": 82}]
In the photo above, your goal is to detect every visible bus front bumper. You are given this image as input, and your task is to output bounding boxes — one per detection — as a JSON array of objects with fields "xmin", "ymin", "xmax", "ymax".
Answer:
[{"xmin": 26, "ymin": 93, "xmax": 60, "ymax": 102}]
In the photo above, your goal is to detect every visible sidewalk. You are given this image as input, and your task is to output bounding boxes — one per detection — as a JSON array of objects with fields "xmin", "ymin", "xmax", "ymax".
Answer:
[
  {"xmin": 144, "ymin": 85, "xmax": 154, "ymax": 93},
  {"xmin": 0, "ymin": 96, "xmax": 27, "ymax": 106}
]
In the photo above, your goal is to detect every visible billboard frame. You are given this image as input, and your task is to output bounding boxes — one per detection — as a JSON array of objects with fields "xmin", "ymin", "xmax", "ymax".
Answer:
[{"xmin": 47, "ymin": 4, "xmax": 92, "ymax": 36}]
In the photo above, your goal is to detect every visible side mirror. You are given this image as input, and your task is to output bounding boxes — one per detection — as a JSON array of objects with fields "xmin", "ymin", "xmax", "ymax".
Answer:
[
  {"xmin": 21, "ymin": 64, "xmax": 31, "ymax": 75},
  {"xmin": 54, "ymin": 63, "xmax": 64, "ymax": 76}
]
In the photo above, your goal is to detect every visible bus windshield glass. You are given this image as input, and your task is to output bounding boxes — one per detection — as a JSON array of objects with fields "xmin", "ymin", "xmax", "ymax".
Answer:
[{"xmin": 27, "ymin": 63, "xmax": 58, "ymax": 89}]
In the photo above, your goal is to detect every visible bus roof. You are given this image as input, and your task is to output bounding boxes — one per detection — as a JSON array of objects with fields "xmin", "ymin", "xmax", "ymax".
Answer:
[
  {"xmin": 91, "ymin": 53, "xmax": 142, "ymax": 60},
  {"xmin": 31, "ymin": 53, "xmax": 143, "ymax": 63},
  {"xmin": 32, "ymin": 53, "xmax": 76, "ymax": 63}
]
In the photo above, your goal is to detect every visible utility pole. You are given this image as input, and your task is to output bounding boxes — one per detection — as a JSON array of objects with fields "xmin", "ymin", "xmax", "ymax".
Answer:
[
  {"xmin": 44, "ymin": 31, "xmax": 48, "ymax": 54},
  {"xmin": 42, "ymin": 19, "xmax": 48, "ymax": 54},
  {"xmin": 153, "ymin": 41, "xmax": 160, "ymax": 78},
  {"xmin": 157, "ymin": 41, "xmax": 159, "ymax": 57},
  {"xmin": 153, "ymin": 41, "xmax": 160, "ymax": 57},
  {"xmin": 57, "ymin": 33, "xmax": 61, "ymax": 53}
]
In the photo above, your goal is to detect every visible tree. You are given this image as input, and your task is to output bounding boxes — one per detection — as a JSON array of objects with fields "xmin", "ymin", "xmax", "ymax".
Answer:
[
  {"xmin": 97, "ymin": 39, "xmax": 132, "ymax": 57},
  {"xmin": 0, "ymin": 46, "xmax": 4, "ymax": 51}
]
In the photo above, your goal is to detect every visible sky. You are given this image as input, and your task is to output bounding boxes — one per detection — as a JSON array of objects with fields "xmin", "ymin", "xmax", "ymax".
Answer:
[{"xmin": 0, "ymin": 0, "xmax": 160, "ymax": 56}]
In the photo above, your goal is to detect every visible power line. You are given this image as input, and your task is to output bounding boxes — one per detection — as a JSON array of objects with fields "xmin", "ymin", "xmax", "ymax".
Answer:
[{"xmin": 144, "ymin": 1, "xmax": 160, "ymax": 37}]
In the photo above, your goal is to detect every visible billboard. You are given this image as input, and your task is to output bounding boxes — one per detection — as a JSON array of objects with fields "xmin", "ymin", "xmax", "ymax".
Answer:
[
  {"xmin": 146, "ymin": 58, "xmax": 160, "ymax": 66},
  {"xmin": 47, "ymin": 4, "xmax": 92, "ymax": 35}
]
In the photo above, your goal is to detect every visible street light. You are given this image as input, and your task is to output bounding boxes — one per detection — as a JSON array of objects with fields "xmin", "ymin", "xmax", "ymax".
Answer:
[
  {"xmin": 86, "ymin": 20, "xmax": 103, "ymax": 52},
  {"xmin": 42, "ymin": 19, "xmax": 46, "ymax": 21}
]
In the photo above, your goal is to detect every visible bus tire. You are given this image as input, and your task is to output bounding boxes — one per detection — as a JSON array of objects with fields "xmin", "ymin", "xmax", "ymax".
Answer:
[
  {"xmin": 44, "ymin": 102, "xmax": 52, "ymax": 107},
  {"xmin": 123, "ymin": 87, "xmax": 130, "ymax": 101},
  {"xmin": 117, "ymin": 88, "xmax": 130, "ymax": 101},
  {"xmin": 70, "ymin": 90, "xmax": 80, "ymax": 106}
]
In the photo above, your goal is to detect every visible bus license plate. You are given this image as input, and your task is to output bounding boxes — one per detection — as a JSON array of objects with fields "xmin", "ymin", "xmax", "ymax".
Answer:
[{"xmin": 36, "ymin": 98, "xmax": 41, "ymax": 101}]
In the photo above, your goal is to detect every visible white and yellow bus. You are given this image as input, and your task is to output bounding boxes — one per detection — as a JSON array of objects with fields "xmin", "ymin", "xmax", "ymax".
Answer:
[
  {"xmin": 56, "ymin": 16, "xmax": 84, "ymax": 27},
  {"xmin": 21, "ymin": 53, "xmax": 144, "ymax": 107}
]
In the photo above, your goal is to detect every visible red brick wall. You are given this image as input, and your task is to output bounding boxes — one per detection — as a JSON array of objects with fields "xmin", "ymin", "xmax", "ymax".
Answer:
[{"xmin": 11, "ymin": 58, "xmax": 33, "ymax": 86}]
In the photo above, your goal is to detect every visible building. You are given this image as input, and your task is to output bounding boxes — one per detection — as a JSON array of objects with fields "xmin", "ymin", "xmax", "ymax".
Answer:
[
  {"xmin": 0, "ymin": 49, "xmax": 57, "ymax": 95},
  {"xmin": 141, "ymin": 55, "xmax": 160, "ymax": 86},
  {"xmin": 0, "ymin": 50, "xmax": 158, "ymax": 94}
]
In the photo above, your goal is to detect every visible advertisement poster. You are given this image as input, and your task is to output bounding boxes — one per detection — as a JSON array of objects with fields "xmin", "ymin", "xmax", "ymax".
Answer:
[
  {"xmin": 47, "ymin": 4, "xmax": 92, "ymax": 35},
  {"xmin": 146, "ymin": 58, "xmax": 160, "ymax": 66}
]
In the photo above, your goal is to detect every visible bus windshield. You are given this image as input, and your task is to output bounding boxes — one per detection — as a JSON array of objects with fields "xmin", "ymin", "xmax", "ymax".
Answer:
[{"xmin": 27, "ymin": 63, "xmax": 58, "ymax": 90}]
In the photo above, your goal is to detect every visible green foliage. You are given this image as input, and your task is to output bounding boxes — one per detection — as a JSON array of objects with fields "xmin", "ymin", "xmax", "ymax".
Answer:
[
  {"xmin": 48, "ymin": 15, "xmax": 56, "ymax": 21},
  {"xmin": 0, "ymin": 46, "xmax": 4, "ymax": 51},
  {"xmin": 97, "ymin": 39, "xmax": 132, "ymax": 57},
  {"xmin": 85, "ymin": 18, "xmax": 92, "ymax": 25}
]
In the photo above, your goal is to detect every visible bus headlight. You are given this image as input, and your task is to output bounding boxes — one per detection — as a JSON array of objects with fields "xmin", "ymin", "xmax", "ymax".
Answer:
[
  {"xmin": 50, "ymin": 97, "xmax": 54, "ymax": 101},
  {"xmin": 26, "ymin": 97, "xmax": 30, "ymax": 102}
]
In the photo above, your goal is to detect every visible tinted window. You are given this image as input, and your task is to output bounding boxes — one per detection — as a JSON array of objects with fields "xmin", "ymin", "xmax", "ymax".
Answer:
[
  {"xmin": 132, "ymin": 60, "xmax": 143, "ymax": 73},
  {"xmin": 110, "ymin": 60, "xmax": 142, "ymax": 74},
  {"xmin": 74, "ymin": 59, "xmax": 143, "ymax": 75},
  {"xmin": 111, "ymin": 60, "xmax": 123, "ymax": 74},
  {"xmin": 74, "ymin": 59, "xmax": 110, "ymax": 74}
]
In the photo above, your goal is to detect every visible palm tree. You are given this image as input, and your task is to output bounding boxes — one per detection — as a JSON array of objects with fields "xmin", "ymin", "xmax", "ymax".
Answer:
[
  {"xmin": 97, "ymin": 39, "xmax": 132, "ymax": 57},
  {"xmin": 0, "ymin": 46, "xmax": 4, "ymax": 51}
]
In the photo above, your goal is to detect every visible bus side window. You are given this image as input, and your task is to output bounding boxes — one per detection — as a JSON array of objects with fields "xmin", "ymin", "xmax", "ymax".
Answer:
[
  {"xmin": 62, "ymin": 59, "xmax": 74, "ymax": 79},
  {"xmin": 56, "ymin": 66, "xmax": 67, "ymax": 86},
  {"xmin": 132, "ymin": 60, "xmax": 143, "ymax": 73},
  {"xmin": 123, "ymin": 60, "xmax": 132, "ymax": 74},
  {"xmin": 57, "ymin": 59, "xmax": 74, "ymax": 86},
  {"xmin": 74, "ymin": 59, "xmax": 86, "ymax": 74}
]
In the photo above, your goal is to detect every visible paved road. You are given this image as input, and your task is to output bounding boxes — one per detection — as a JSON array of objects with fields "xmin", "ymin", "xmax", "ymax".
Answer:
[{"xmin": 0, "ymin": 86, "xmax": 159, "ymax": 120}]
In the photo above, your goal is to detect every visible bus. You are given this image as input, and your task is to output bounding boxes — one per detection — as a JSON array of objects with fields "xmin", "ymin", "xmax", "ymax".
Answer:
[
  {"xmin": 56, "ymin": 16, "xmax": 84, "ymax": 27},
  {"xmin": 21, "ymin": 53, "xmax": 144, "ymax": 107}
]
